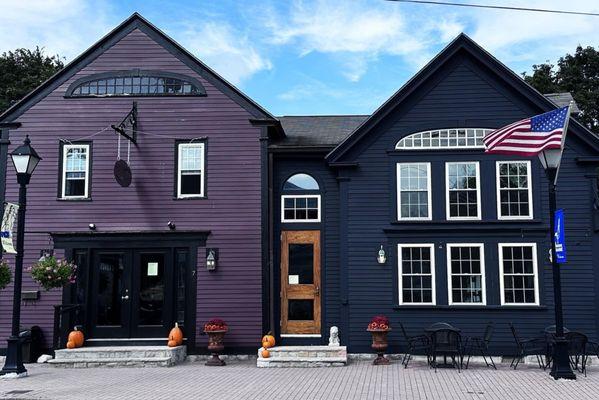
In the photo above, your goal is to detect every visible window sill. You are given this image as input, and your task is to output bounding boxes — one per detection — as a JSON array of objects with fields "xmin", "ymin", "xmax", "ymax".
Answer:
[
  {"xmin": 173, "ymin": 196, "xmax": 207, "ymax": 200},
  {"xmin": 394, "ymin": 305, "xmax": 547, "ymax": 310},
  {"xmin": 56, "ymin": 197, "xmax": 92, "ymax": 202}
]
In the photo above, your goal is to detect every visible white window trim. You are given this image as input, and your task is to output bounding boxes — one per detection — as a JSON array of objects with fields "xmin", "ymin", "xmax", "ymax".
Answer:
[
  {"xmin": 396, "ymin": 162, "xmax": 432, "ymax": 221},
  {"xmin": 498, "ymin": 243, "xmax": 540, "ymax": 306},
  {"xmin": 281, "ymin": 194, "xmax": 321, "ymax": 223},
  {"xmin": 61, "ymin": 144, "xmax": 90, "ymax": 199},
  {"xmin": 398, "ymin": 243, "xmax": 436, "ymax": 305},
  {"xmin": 395, "ymin": 128, "xmax": 493, "ymax": 150},
  {"xmin": 446, "ymin": 243, "xmax": 486, "ymax": 306},
  {"xmin": 177, "ymin": 142, "xmax": 205, "ymax": 199},
  {"xmin": 496, "ymin": 161, "xmax": 534, "ymax": 220},
  {"xmin": 445, "ymin": 161, "xmax": 482, "ymax": 221}
]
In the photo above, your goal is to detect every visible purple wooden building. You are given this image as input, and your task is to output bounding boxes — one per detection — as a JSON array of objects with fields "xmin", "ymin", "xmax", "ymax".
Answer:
[{"xmin": 0, "ymin": 14, "xmax": 277, "ymax": 353}]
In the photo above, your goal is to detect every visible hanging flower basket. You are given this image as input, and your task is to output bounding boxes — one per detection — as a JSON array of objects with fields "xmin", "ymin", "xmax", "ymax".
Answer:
[
  {"xmin": 0, "ymin": 260, "xmax": 11, "ymax": 290},
  {"xmin": 367, "ymin": 315, "xmax": 391, "ymax": 365},
  {"xmin": 203, "ymin": 319, "xmax": 228, "ymax": 366},
  {"xmin": 29, "ymin": 256, "xmax": 77, "ymax": 291}
]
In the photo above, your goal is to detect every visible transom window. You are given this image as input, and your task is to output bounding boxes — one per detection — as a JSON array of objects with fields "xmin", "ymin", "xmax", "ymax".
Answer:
[
  {"xmin": 61, "ymin": 144, "xmax": 90, "ymax": 199},
  {"xmin": 447, "ymin": 244, "xmax": 486, "ymax": 305},
  {"xmin": 397, "ymin": 163, "xmax": 431, "ymax": 220},
  {"xmin": 446, "ymin": 162, "xmax": 481, "ymax": 220},
  {"xmin": 67, "ymin": 71, "xmax": 205, "ymax": 97},
  {"xmin": 395, "ymin": 128, "xmax": 492, "ymax": 150},
  {"xmin": 398, "ymin": 244, "xmax": 435, "ymax": 305},
  {"xmin": 499, "ymin": 244, "xmax": 539, "ymax": 305},
  {"xmin": 496, "ymin": 161, "xmax": 533, "ymax": 219},
  {"xmin": 281, "ymin": 173, "xmax": 321, "ymax": 223},
  {"xmin": 177, "ymin": 142, "xmax": 205, "ymax": 198}
]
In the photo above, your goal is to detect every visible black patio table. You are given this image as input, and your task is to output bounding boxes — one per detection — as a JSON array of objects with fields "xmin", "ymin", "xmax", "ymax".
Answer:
[
  {"xmin": 425, "ymin": 323, "xmax": 462, "ymax": 368},
  {"xmin": 543, "ymin": 326, "xmax": 571, "ymax": 368}
]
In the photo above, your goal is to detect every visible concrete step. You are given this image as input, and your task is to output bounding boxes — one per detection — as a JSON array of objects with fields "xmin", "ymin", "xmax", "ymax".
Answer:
[
  {"xmin": 257, "ymin": 345, "xmax": 347, "ymax": 368},
  {"xmin": 49, "ymin": 346, "xmax": 186, "ymax": 368}
]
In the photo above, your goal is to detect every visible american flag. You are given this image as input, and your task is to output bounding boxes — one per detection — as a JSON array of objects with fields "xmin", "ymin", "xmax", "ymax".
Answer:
[{"xmin": 483, "ymin": 106, "xmax": 569, "ymax": 156}]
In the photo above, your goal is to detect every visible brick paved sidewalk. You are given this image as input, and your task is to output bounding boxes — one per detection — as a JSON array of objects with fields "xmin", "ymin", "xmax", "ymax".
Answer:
[{"xmin": 1, "ymin": 360, "xmax": 597, "ymax": 400}]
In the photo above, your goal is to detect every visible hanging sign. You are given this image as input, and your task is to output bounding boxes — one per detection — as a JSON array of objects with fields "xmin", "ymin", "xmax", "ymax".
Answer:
[
  {"xmin": 1, "ymin": 202, "xmax": 19, "ymax": 254},
  {"xmin": 554, "ymin": 209, "xmax": 567, "ymax": 264}
]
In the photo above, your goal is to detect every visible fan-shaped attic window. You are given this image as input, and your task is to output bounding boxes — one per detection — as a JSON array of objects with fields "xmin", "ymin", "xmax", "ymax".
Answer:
[
  {"xmin": 283, "ymin": 173, "xmax": 320, "ymax": 191},
  {"xmin": 66, "ymin": 70, "xmax": 206, "ymax": 98},
  {"xmin": 395, "ymin": 128, "xmax": 493, "ymax": 150}
]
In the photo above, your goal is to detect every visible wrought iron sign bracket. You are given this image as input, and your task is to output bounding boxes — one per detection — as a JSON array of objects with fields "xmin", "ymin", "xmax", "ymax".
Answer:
[{"xmin": 111, "ymin": 101, "xmax": 137, "ymax": 144}]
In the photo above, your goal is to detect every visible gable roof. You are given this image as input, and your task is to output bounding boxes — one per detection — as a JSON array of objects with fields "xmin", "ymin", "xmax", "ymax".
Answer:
[
  {"xmin": 545, "ymin": 93, "xmax": 581, "ymax": 114},
  {"xmin": 0, "ymin": 13, "xmax": 276, "ymax": 123},
  {"xmin": 325, "ymin": 33, "xmax": 599, "ymax": 163}
]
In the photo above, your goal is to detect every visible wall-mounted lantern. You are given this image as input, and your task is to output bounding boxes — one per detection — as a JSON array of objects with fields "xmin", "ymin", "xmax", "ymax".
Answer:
[
  {"xmin": 377, "ymin": 245, "xmax": 386, "ymax": 265},
  {"xmin": 206, "ymin": 248, "xmax": 218, "ymax": 271}
]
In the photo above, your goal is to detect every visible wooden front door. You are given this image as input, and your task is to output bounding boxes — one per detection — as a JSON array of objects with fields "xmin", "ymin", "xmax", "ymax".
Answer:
[{"xmin": 281, "ymin": 230, "xmax": 321, "ymax": 335}]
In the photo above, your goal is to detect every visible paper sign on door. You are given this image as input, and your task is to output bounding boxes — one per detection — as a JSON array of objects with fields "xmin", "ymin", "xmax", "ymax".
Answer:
[
  {"xmin": 288, "ymin": 275, "xmax": 299, "ymax": 284},
  {"xmin": 147, "ymin": 262, "xmax": 159, "ymax": 276}
]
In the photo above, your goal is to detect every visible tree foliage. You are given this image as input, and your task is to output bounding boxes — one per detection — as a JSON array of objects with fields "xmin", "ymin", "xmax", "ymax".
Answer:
[
  {"xmin": 523, "ymin": 46, "xmax": 599, "ymax": 133},
  {"xmin": 0, "ymin": 47, "xmax": 64, "ymax": 114}
]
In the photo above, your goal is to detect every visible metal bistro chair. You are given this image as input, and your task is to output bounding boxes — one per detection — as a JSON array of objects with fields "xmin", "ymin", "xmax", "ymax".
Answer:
[
  {"xmin": 463, "ymin": 322, "xmax": 496, "ymax": 369},
  {"xmin": 509, "ymin": 323, "xmax": 546, "ymax": 370},
  {"xmin": 566, "ymin": 332, "xmax": 588, "ymax": 377},
  {"xmin": 430, "ymin": 329, "xmax": 463, "ymax": 372},
  {"xmin": 399, "ymin": 322, "xmax": 430, "ymax": 368}
]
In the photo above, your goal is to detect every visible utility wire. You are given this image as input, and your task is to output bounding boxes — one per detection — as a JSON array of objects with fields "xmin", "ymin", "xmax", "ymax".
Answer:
[{"xmin": 385, "ymin": 0, "xmax": 599, "ymax": 17}]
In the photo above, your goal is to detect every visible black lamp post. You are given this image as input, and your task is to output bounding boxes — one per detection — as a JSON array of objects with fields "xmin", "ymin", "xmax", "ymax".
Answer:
[
  {"xmin": 538, "ymin": 144, "xmax": 575, "ymax": 380},
  {"xmin": 0, "ymin": 135, "xmax": 41, "ymax": 378}
]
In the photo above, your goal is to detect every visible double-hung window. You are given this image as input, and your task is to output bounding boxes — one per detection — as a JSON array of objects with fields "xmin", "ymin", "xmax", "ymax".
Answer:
[
  {"xmin": 496, "ymin": 161, "xmax": 533, "ymax": 219},
  {"xmin": 397, "ymin": 163, "xmax": 432, "ymax": 220},
  {"xmin": 177, "ymin": 142, "xmax": 205, "ymax": 198},
  {"xmin": 446, "ymin": 162, "xmax": 481, "ymax": 220},
  {"xmin": 398, "ymin": 244, "xmax": 435, "ymax": 305},
  {"xmin": 447, "ymin": 244, "xmax": 486, "ymax": 305},
  {"xmin": 499, "ymin": 243, "xmax": 539, "ymax": 305},
  {"xmin": 61, "ymin": 144, "xmax": 90, "ymax": 199}
]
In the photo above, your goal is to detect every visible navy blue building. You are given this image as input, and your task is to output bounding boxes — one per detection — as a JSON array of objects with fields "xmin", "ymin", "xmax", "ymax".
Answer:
[{"xmin": 267, "ymin": 34, "xmax": 599, "ymax": 354}]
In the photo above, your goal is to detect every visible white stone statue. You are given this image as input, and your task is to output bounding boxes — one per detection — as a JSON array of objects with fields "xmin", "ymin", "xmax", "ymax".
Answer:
[{"xmin": 329, "ymin": 326, "xmax": 340, "ymax": 347}]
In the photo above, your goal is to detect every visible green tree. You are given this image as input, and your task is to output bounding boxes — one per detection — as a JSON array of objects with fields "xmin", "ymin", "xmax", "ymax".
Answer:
[
  {"xmin": 523, "ymin": 46, "xmax": 599, "ymax": 134},
  {"xmin": 0, "ymin": 47, "xmax": 64, "ymax": 114}
]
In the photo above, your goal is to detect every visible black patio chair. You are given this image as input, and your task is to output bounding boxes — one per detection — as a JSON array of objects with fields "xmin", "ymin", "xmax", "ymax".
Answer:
[
  {"xmin": 399, "ymin": 322, "xmax": 430, "ymax": 368},
  {"xmin": 588, "ymin": 339, "xmax": 599, "ymax": 361},
  {"xmin": 463, "ymin": 322, "xmax": 496, "ymax": 369},
  {"xmin": 430, "ymin": 328, "xmax": 463, "ymax": 372},
  {"xmin": 509, "ymin": 323, "xmax": 546, "ymax": 370},
  {"xmin": 566, "ymin": 332, "xmax": 588, "ymax": 377}
]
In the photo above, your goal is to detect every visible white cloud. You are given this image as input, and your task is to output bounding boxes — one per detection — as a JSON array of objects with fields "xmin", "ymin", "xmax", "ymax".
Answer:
[{"xmin": 179, "ymin": 22, "xmax": 272, "ymax": 86}]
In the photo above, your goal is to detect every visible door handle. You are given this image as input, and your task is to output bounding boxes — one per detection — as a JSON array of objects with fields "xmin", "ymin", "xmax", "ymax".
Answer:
[
  {"xmin": 121, "ymin": 295, "xmax": 129, "ymax": 300},
  {"xmin": 315, "ymin": 286, "xmax": 320, "ymax": 296}
]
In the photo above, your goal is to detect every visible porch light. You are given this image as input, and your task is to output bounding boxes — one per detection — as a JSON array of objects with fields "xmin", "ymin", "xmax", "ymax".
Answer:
[
  {"xmin": 206, "ymin": 249, "xmax": 217, "ymax": 271},
  {"xmin": 377, "ymin": 246, "xmax": 386, "ymax": 265},
  {"xmin": 10, "ymin": 135, "xmax": 41, "ymax": 184}
]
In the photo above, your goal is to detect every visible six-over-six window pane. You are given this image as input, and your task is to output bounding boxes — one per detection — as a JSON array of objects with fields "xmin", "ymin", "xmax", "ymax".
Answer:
[
  {"xmin": 446, "ymin": 162, "xmax": 480, "ymax": 219},
  {"xmin": 497, "ymin": 161, "xmax": 533, "ymax": 219},
  {"xmin": 397, "ymin": 163, "xmax": 431, "ymax": 220},
  {"xmin": 499, "ymin": 244, "xmax": 539, "ymax": 305},
  {"xmin": 398, "ymin": 244, "xmax": 435, "ymax": 305},
  {"xmin": 447, "ymin": 244, "xmax": 486, "ymax": 305}
]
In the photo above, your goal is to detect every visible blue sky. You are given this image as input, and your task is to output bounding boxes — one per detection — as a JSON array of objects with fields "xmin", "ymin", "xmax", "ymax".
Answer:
[{"xmin": 0, "ymin": 0, "xmax": 598, "ymax": 116}]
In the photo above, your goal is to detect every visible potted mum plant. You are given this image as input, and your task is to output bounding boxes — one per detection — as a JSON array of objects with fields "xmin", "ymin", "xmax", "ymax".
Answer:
[
  {"xmin": 29, "ymin": 256, "xmax": 77, "ymax": 291},
  {"xmin": 203, "ymin": 318, "xmax": 228, "ymax": 366},
  {"xmin": 0, "ymin": 260, "xmax": 11, "ymax": 290},
  {"xmin": 367, "ymin": 315, "xmax": 391, "ymax": 365}
]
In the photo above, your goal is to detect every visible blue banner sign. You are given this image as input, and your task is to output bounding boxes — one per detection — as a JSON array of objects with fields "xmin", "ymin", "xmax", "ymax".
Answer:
[{"xmin": 554, "ymin": 209, "xmax": 567, "ymax": 264}]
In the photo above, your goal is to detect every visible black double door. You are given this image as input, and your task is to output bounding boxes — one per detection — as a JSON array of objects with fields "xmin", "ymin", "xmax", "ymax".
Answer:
[{"xmin": 90, "ymin": 249, "xmax": 174, "ymax": 338}]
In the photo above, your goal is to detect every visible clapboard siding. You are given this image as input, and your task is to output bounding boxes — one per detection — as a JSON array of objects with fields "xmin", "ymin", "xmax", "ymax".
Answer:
[
  {"xmin": 338, "ymin": 52, "xmax": 599, "ymax": 353},
  {"xmin": 0, "ymin": 27, "xmax": 263, "ymax": 350}
]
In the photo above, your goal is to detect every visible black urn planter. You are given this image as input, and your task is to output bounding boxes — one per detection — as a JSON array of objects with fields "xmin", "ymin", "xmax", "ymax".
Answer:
[
  {"xmin": 204, "ymin": 330, "xmax": 227, "ymax": 366},
  {"xmin": 368, "ymin": 328, "xmax": 391, "ymax": 365}
]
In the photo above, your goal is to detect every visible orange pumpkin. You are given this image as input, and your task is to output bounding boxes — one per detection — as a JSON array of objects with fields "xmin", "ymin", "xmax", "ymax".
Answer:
[
  {"xmin": 261, "ymin": 333, "xmax": 275, "ymax": 349},
  {"xmin": 261, "ymin": 349, "xmax": 270, "ymax": 358},
  {"xmin": 66, "ymin": 340, "xmax": 76, "ymax": 349},
  {"xmin": 168, "ymin": 322, "xmax": 184, "ymax": 346},
  {"xmin": 67, "ymin": 327, "xmax": 84, "ymax": 348},
  {"xmin": 167, "ymin": 339, "xmax": 178, "ymax": 348}
]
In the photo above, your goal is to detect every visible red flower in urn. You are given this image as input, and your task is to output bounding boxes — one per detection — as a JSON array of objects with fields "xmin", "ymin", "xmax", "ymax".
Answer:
[
  {"xmin": 203, "ymin": 319, "xmax": 228, "ymax": 366},
  {"xmin": 367, "ymin": 315, "xmax": 391, "ymax": 365}
]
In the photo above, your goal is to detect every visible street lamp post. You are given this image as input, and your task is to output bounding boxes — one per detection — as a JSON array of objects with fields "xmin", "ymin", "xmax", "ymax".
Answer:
[{"xmin": 0, "ymin": 135, "xmax": 41, "ymax": 378}]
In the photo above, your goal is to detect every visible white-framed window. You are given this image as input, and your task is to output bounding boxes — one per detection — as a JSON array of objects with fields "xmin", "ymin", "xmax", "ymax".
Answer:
[
  {"xmin": 397, "ymin": 163, "xmax": 432, "ymax": 220},
  {"xmin": 281, "ymin": 195, "xmax": 321, "ymax": 223},
  {"xmin": 177, "ymin": 142, "xmax": 205, "ymax": 198},
  {"xmin": 445, "ymin": 162, "xmax": 481, "ymax": 220},
  {"xmin": 498, "ymin": 243, "xmax": 539, "ymax": 306},
  {"xmin": 398, "ymin": 244, "xmax": 436, "ymax": 305},
  {"xmin": 447, "ymin": 244, "xmax": 486, "ymax": 305},
  {"xmin": 61, "ymin": 144, "xmax": 90, "ymax": 199},
  {"xmin": 496, "ymin": 161, "xmax": 533, "ymax": 220},
  {"xmin": 395, "ymin": 128, "xmax": 493, "ymax": 150}
]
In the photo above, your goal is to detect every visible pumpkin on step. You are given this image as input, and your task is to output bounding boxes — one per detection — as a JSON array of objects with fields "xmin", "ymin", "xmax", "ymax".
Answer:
[
  {"xmin": 261, "ymin": 332, "xmax": 275, "ymax": 349},
  {"xmin": 261, "ymin": 349, "xmax": 270, "ymax": 359},
  {"xmin": 168, "ymin": 322, "xmax": 184, "ymax": 346},
  {"xmin": 66, "ymin": 340, "xmax": 76, "ymax": 349},
  {"xmin": 67, "ymin": 327, "xmax": 84, "ymax": 348}
]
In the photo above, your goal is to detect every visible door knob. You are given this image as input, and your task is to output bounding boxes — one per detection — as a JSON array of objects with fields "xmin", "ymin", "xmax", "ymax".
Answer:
[
  {"xmin": 315, "ymin": 286, "xmax": 320, "ymax": 295},
  {"xmin": 121, "ymin": 295, "xmax": 129, "ymax": 300}
]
